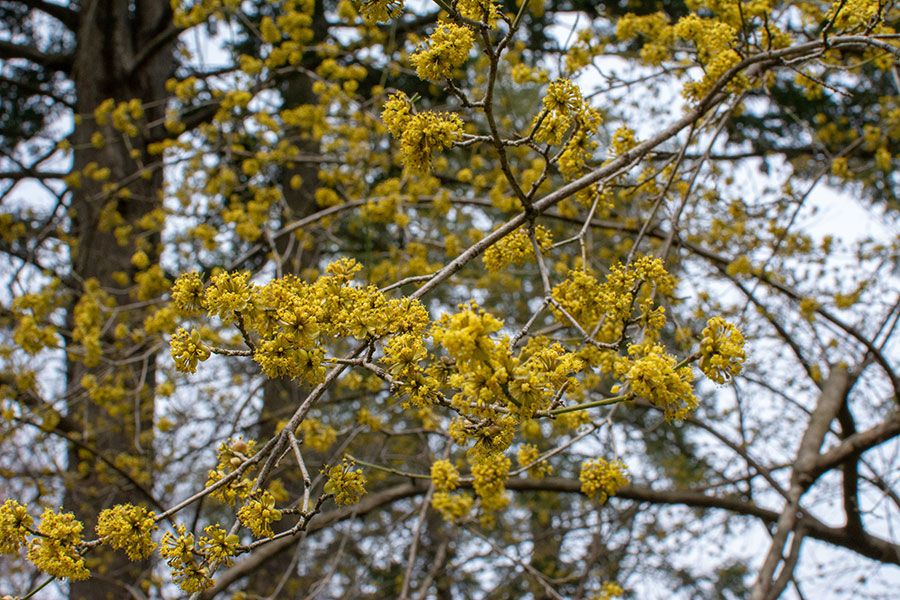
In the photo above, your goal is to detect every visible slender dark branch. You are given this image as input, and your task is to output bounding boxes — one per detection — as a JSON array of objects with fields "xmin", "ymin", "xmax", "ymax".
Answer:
[
  {"xmin": 0, "ymin": 39, "xmax": 73, "ymax": 71},
  {"xmin": 129, "ymin": 23, "xmax": 182, "ymax": 76},
  {"xmin": 205, "ymin": 473, "xmax": 900, "ymax": 599},
  {"xmin": 812, "ymin": 411, "xmax": 900, "ymax": 482},
  {"xmin": 0, "ymin": 169, "xmax": 68, "ymax": 181}
]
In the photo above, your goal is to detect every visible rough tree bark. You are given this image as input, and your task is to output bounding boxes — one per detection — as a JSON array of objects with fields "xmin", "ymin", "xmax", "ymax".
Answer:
[{"xmin": 64, "ymin": 2, "xmax": 175, "ymax": 598}]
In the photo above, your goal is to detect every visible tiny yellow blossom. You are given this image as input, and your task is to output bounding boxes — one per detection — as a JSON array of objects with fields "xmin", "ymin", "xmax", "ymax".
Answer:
[
  {"xmin": 96, "ymin": 504, "xmax": 157, "ymax": 561},
  {"xmin": 358, "ymin": 0, "xmax": 404, "ymax": 23},
  {"xmin": 27, "ymin": 508, "xmax": 89, "ymax": 580},
  {"xmin": 431, "ymin": 491, "xmax": 473, "ymax": 522},
  {"xmin": 324, "ymin": 460, "xmax": 367, "ymax": 505},
  {"xmin": 622, "ymin": 344, "xmax": 697, "ymax": 421},
  {"xmin": 699, "ymin": 317, "xmax": 746, "ymax": 384},
  {"xmin": 205, "ymin": 270, "xmax": 254, "ymax": 321},
  {"xmin": 410, "ymin": 22, "xmax": 474, "ymax": 81},
  {"xmin": 299, "ymin": 418, "xmax": 338, "ymax": 452},
  {"xmin": 483, "ymin": 225, "xmax": 553, "ymax": 272},
  {"xmin": 579, "ymin": 458, "xmax": 628, "ymax": 504},
  {"xmin": 170, "ymin": 328, "xmax": 211, "ymax": 374},
  {"xmin": 237, "ymin": 491, "xmax": 283, "ymax": 538},
  {"xmin": 430, "ymin": 459, "xmax": 460, "ymax": 491},
  {"xmin": 171, "ymin": 271, "xmax": 206, "ymax": 314},
  {"xmin": 0, "ymin": 499, "xmax": 32, "ymax": 554}
]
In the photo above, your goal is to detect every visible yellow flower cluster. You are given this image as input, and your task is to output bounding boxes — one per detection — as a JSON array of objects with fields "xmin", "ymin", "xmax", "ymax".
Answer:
[
  {"xmin": 432, "ymin": 301, "xmax": 503, "ymax": 363},
  {"xmin": 611, "ymin": 127, "xmax": 637, "ymax": 155},
  {"xmin": 171, "ymin": 271, "xmax": 206, "ymax": 314},
  {"xmin": 410, "ymin": 21, "xmax": 474, "ymax": 81},
  {"xmin": 543, "ymin": 79, "xmax": 583, "ymax": 114},
  {"xmin": 457, "ymin": 0, "xmax": 499, "ymax": 27},
  {"xmin": 170, "ymin": 328, "xmax": 211, "ymax": 374},
  {"xmin": 592, "ymin": 581, "xmax": 625, "ymax": 600},
  {"xmin": 673, "ymin": 14, "xmax": 741, "ymax": 100},
  {"xmin": 471, "ymin": 452, "xmax": 510, "ymax": 511},
  {"xmin": 12, "ymin": 313, "xmax": 58, "ymax": 355},
  {"xmin": 255, "ymin": 336, "xmax": 325, "ymax": 383},
  {"xmin": 357, "ymin": 0, "xmax": 404, "ymax": 23},
  {"xmin": 517, "ymin": 443, "xmax": 553, "ymax": 478},
  {"xmin": 28, "ymin": 508, "xmax": 89, "ymax": 580},
  {"xmin": 172, "ymin": 0, "xmax": 242, "ymax": 28},
  {"xmin": 483, "ymin": 225, "xmax": 553, "ymax": 272},
  {"xmin": 579, "ymin": 458, "xmax": 628, "ymax": 504},
  {"xmin": 534, "ymin": 79, "xmax": 603, "ymax": 179},
  {"xmin": 382, "ymin": 95, "xmax": 464, "ymax": 173},
  {"xmin": 324, "ymin": 460, "xmax": 367, "ymax": 505},
  {"xmin": 381, "ymin": 331, "xmax": 440, "ymax": 407},
  {"xmin": 298, "ymin": 418, "xmax": 338, "ymax": 452},
  {"xmin": 94, "ymin": 98, "xmax": 144, "ymax": 138},
  {"xmin": 431, "ymin": 491, "xmax": 473, "ymax": 523},
  {"xmin": 620, "ymin": 344, "xmax": 697, "ymax": 421},
  {"xmin": 160, "ymin": 524, "xmax": 212, "ymax": 593},
  {"xmin": 72, "ymin": 278, "xmax": 114, "ymax": 368},
  {"xmin": 0, "ymin": 499, "xmax": 32, "ymax": 554},
  {"xmin": 237, "ymin": 491, "xmax": 283, "ymax": 538},
  {"xmin": 827, "ymin": 0, "xmax": 879, "ymax": 30},
  {"xmin": 510, "ymin": 339, "xmax": 583, "ymax": 417},
  {"xmin": 205, "ymin": 270, "xmax": 254, "ymax": 321},
  {"xmin": 699, "ymin": 317, "xmax": 746, "ymax": 384},
  {"xmin": 381, "ymin": 92, "xmax": 413, "ymax": 137},
  {"xmin": 199, "ymin": 524, "xmax": 240, "ymax": 566},
  {"xmin": 552, "ymin": 256, "xmax": 675, "ymax": 340},
  {"xmin": 206, "ymin": 437, "xmax": 257, "ymax": 504},
  {"xmin": 430, "ymin": 459, "xmax": 460, "ymax": 491},
  {"xmin": 429, "ymin": 303, "xmax": 583, "ymax": 433},
  {"xmin": 616, "ymin": 11, "xmax": 674, "ymax": 65},
  {"xmin": 171, "ymin": 258, "xmax": 431, "ymax": 384},
  {"xmin": 96, "ymin": 504, "xmax": 157, "ymax": 560}
]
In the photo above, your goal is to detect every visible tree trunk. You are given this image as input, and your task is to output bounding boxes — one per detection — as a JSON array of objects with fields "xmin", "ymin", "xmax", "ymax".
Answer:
[{"xmin": 64, "ymin": 2, "xmax": 174, "ymax": 598}]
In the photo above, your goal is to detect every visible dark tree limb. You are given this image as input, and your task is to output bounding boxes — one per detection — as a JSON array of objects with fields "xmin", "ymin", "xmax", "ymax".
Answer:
[{"xmin": 0, "ymin": 39, "xmax": 73, "ymax": 71}]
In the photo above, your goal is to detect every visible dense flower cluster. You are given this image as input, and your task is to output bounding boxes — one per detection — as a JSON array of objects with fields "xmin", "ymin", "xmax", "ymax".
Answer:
[
  {"xmin": 699, "ymin": 317, "xmax": 746, "ymax": 383},
  {"xmin": 471, "ymin": 453, "xmax": 510, "ymax": 511},
  {"xmin": 483, "ymin": 225, "xmax": 553, "ymax": 272},
  {"xmin": 27, "ymin": 508, "xmax": 89, "ymax": 580},
  {"xmin": 431, "ymin": 491, "xmax": 474, "ymax": 523},
  {"xmin": 0, "ymin": 499, "xmax": 32, "ymax": 554},
  {"xmin": 237, "ymin": 491, "xmax": 283, "ymax": 538},
  {"xmin": 205, "ymin": 270, "xmax": 254, "ymax": 321},
  {"xmin": 170, "ymin": 258, "xmax": 431, "ymax": 384},
  {"xmin": 457, "ymin": 0, "xmax": 499, "ymax": 27},
  {"xmin": 410, "ymin": 21, "xmax": 474, "ymax": 81},
  {"xmin": 171, "ymin": 271, "xmax": 206, "ymax": 314},
  {"xmin": 579, "ymin": 459, "xmax": 629, "ymax": 504},
  {"xmin": 592, "ymin": 581, "xmax": 625, "ymax": 600},
  {"xmin": 324, "ymin": 460, "xmax": 367, "ymax": 506},
  {"xmin": 160, "ymin": 525, "xmax": 212, "ymax": 593},
  {"xmin": 619, "ymin": 343, "xmax": 697, "ymax": 421},
  {"xmin": 298, "ymin": 418, "xmax": 338, "ymax": 452},
  {"xmin": 71, "ymin": 278, "xmax": 114, "ymax": 367},
  {"xmin": 430, "ymin": 459, "xmax": 460, "ymax": 491},
  {"xmin": 96, "ymin": 504, "xmax": 157, "ymax": 560},
  {"xmin": 170, "ymin": 328, "xmax": 211, "ymax": 373},
  {"xmin": 357, "ymin": 0, "xmax": 404, "ymax": 23},
  {"xmin": 552, "ymin": 256, "xmax": 675, "ymax": 341},
  {"xmin": 401, "ymin": 113, "xmax": 463, "ymax": 173},
  {"xmin": 517, "ymin": 443, "xmax": 553, "ymax": 479},
  {"xmin": 206, "ymin": 437, "xmax": 257, "ymax": 504},
  {"xmin": 199, "ymin": 524, "xmax": 240, "ymax": 567}
]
